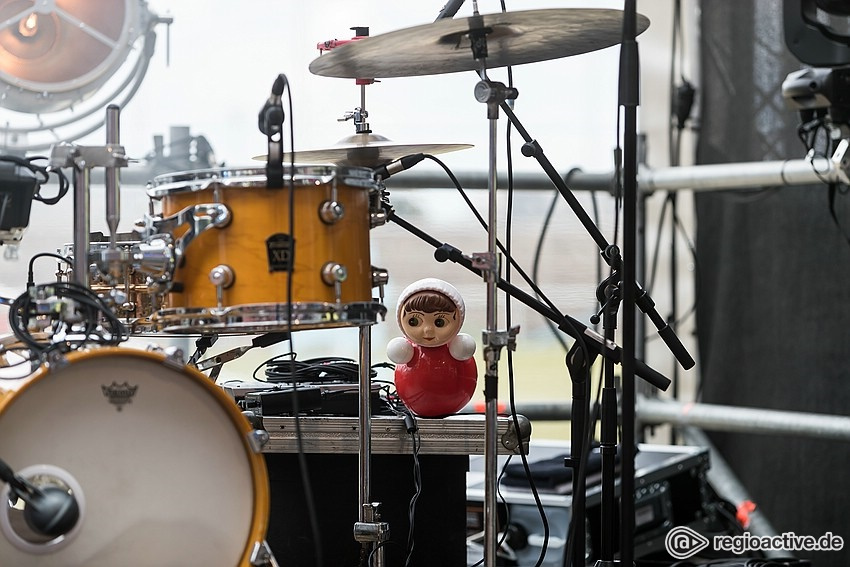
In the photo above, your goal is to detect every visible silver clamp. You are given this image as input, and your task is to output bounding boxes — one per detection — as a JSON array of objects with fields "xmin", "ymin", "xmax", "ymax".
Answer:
[
  {"xmin": 500, "ymin": 414, "xmax": 532, "ymax": 455},
  {"xmin": 831, "ymin": 138, "xmax": 850, "ymax": 185},
  {"xmin": 137, "ymin": 203, "xmax": 231, "ymax": 290},
  {"xmin": 131, "ymin": 234, "xmax": 177, "ymax": 293},
  {"xmin": 371, "ymin": 265, "xmax": 388, "ymax": 306},
  {"xmin": 472, "ymin": 251, "xmax": 499, "ymax": 282},
  {"xmin": 50, "ymin": 143, "xmax": 129, "ymax": 170},
  {"xmin": 482, "ymin": 325, "xmax": 520, "ymax": 351},
  {"xmin": 353, "ymin": 503, "xmax": 390, "ymax": 544},
  {"xmin": 339, "ymin": 107, "xmax": 370, "ymax": 134}
]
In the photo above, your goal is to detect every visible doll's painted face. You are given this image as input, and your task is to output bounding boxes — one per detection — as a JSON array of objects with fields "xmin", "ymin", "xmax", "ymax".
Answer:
[{"xmin": 399, "ymin": 291, "xmax": 461, "ymax": 347}]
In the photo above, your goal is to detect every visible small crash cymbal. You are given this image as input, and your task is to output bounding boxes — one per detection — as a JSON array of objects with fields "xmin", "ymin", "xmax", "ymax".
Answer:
[
  {"xmin": 253, "ymin": 133, "xmax": 472, "ymax": 167},
  {"xmin": 309, "ymin": 9, "xmax": 649, "ymax": 79}
]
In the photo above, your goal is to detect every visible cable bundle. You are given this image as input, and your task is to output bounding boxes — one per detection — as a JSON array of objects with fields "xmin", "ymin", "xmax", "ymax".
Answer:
[
  {"xmin": 263, "ymin": 355, "xmax": 387, "ymax": 384},
  {"xmin": 7, "ymin": 281, "xmax": 128, "ymax": 360}
]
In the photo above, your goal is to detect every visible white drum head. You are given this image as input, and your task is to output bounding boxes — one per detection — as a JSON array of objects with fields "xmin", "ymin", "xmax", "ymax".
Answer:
[{"xmin": 0, "ymin": 348, "xmax": 267, "ymax": 566}]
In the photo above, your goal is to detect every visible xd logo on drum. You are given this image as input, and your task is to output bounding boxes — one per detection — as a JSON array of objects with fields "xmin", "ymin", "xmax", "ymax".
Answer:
[{"xmin": 665, "ymin": 526, "xmax": 710, "ymax": 559}]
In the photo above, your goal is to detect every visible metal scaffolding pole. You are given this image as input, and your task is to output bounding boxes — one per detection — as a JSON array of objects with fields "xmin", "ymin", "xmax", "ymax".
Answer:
[{"xmin": 380, "ymin": 146, "xmax": 850, "ymax": 193}]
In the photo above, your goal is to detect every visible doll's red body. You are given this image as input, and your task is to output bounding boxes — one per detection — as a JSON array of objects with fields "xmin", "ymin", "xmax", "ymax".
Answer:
[{"xmin": 393, "ymin": 342, "xmax": 477, "ymax": 417}]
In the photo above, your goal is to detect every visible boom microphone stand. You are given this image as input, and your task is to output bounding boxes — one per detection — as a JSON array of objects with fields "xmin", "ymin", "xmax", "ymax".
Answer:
[
  {"xmin": 615, "ymin": 3, "xmax": 639, "ymax": 564},
  {"xmin": 385, "ymin": 212, "xmax": 673, "ymax": 563},
  {"xmin": 398, "ymin": 5, "xmax": 687, "ymax": 563}
]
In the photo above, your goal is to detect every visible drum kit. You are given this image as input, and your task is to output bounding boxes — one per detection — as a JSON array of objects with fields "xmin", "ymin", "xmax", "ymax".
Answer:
[{"xmin": 0, "ymin": 5, "xmax": 669, "ymax": 567}]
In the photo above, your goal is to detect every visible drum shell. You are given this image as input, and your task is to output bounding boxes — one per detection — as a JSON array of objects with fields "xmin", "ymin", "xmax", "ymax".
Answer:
[
  {"xmin": 155, "ymin": 167, "xmax": 374, "ymax": 310},
  {"xmin": 0, "ymin": 348, "xmax": 269, "ymax": 567}
]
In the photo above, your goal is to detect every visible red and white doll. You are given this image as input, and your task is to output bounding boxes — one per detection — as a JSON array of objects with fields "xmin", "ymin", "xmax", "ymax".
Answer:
[{"xmin": 386, "ymin": 278, "xmax": 477, "ymax": 417}]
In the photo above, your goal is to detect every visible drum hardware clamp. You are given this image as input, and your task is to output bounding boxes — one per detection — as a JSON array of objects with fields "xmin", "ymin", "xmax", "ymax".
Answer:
[
  {"xmin": 371, "ymin": 266, "xmax": 389, "ymax": 305},
  {"xmin": 353, "ymin": 502, "xmax": 390, "ymax": 559},
  {"xmin": 246, "ymin": 429, "xmax": 270, "ymax": 453},
  {"xmin": 141, "ymin": 202, "xmax": 232, "ymax": 257},
  {"xmin": 250, "ymin": 540, "xmax": 281, "ymax": 567},
  {"xmin": 49, "ymin": 122, "xmax": 129, "ymax": 289}
]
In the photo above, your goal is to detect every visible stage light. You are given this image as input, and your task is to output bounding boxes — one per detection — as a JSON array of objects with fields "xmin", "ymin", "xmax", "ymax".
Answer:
[
  {"xmin": 17, "ymin": 13, "xmax": 38, "ymax": 38},
  {"xmin": 784, "ymin": 0, "xmax": 850, "ymax": 67},
  {"xmin": 0, "ymin": 0, "xmax": 169, "ymax": 152}
]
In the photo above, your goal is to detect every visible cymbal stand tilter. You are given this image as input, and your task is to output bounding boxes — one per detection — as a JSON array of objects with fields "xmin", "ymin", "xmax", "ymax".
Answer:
[{"xmin": 318, "ymin": 27, "xmax": 375, "ymax": 137}]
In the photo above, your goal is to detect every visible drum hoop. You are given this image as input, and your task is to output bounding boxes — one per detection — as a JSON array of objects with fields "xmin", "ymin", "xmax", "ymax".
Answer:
[
  {"xmin": 147, "ymin": 165, "xmax": 376, "ymax": 198},
  {"xmin": 152, "ymin": 301, "xmax": 388, "ymax": 334},
  {"xmin": 0, "ymin": 347, "xmax": 270, "ymax": 566}
]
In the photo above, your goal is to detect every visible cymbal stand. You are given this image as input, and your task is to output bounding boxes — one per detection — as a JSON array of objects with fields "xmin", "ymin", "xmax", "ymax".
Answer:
[
  {"xmin": 478, "ymin": 81, "xmax": 504, "ymax": 567},
  {"xmin": 465, "ymin": 11, "xmax": 520, "ymax": 565},
  {"xmin": 353, "ymin": 324, "xmax": 389, "ymax": 566},
  {"xmin": 342, "ymin": 35, "xmax": 392, "ymax": 562}
]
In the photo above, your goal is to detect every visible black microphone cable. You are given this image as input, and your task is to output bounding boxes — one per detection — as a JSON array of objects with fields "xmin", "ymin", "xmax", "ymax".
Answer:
[
  {"xmin": 401, "ymin": 408, "xmax": 421, "ymax": 567},
  {"xmin": 8, "ymin": 281, "xmax": 128, "ymax": 359},
  {"xmin": 261, "ymin": 72, "xmax": 327, "ymax": 567}
]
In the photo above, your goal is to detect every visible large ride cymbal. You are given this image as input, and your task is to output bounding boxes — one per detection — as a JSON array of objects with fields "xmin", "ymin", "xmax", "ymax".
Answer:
[
  {"xmin": 309, "ymin": 9, "xmax": 649, "ymax": 79},
  {"xmin": 253, "ymin": 133, "xmax": 472, "ymax": 167}
]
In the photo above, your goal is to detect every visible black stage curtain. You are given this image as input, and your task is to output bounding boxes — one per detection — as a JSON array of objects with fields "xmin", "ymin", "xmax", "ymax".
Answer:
[{"xmin": 695, "ymin": 2, "xmax": 850, "ymax": 566}]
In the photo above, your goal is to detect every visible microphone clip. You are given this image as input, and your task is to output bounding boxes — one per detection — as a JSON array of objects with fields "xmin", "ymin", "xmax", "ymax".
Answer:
[{"xmin": 258, "ymin": 75, "xmax": 287, "ymax": 189}]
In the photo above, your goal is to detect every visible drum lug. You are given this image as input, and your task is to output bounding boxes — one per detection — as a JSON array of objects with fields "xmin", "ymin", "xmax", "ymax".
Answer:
[
  {"xmin": 158, "ymin": 347, "xmax": 185, "ymax": 370},
  {"xmin": 318, "ymin": 200, "xmax": 345, "ymax": 224},
  {"xmin": 45, "ymin": 349, "xmax": 69, "ymax": 371},
  {"xmin": 246, "ymin": 429, "xmax": 269, "ymax": 453},
  {"xmin": 371, "ymin": 265, "xmax": 388, "ymax": 304},
  {"xmin": 321, "ymin": 262, "xmax": 348, "ymax": 303},
  {"xmin": 209, "ymin": 264, "xmax": 235, "ymax": 307},
  {"xmin": 209, "ymin": 265, "xmax": 235, "ymax": 288},
  {"xmin": 249, "ymin": 540, "xmax": 280, "ymax": 566},
  {"xmin": 321, "ymin": 262, "xmax": 348, "ymax": 286},
  {"xmin": 369, "ymin": 185, "xmax": 389, "ymax": 228}
]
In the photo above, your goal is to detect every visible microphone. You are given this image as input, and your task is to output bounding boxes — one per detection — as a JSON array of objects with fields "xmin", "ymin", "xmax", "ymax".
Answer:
[
  {"xmin": 0, "ymin": 458, "xmax": 80, "ymax": 538},
  {"xmin": 258, "ymin": 75, "xmax": 286, "ymax": 136},
  {"xmin": 373, "ymin": 153, "xmax": 425, "ymax": 181},
  {"xmin": 260, "ymin": 74, "xmax": 287, "ymax": 189},
  {"xmin": 435, "ymin": 0, "xmax": 465, "ymax": 20}
]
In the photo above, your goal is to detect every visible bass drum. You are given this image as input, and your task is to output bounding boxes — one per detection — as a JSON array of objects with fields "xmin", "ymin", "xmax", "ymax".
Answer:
[{"xmin": 0, "ymin": 347, "xmax": 270, "ymax": 567}]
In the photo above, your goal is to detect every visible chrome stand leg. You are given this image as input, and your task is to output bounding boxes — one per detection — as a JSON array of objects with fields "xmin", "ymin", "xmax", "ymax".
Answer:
[{"xmin": 354, "ymin": 324, "xmax": 389, "ymax": 565}]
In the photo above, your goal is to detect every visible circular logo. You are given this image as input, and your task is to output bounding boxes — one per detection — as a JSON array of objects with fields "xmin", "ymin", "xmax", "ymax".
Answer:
[{"xmin": 665, "ymin": 526, "xmax": 710, "ymax": 560}]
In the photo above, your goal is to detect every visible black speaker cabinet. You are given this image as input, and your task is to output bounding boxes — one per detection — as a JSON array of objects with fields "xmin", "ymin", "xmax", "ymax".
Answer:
[{"xmin": 264, "ymin": 453, "xmax": 468, "ymax": 567}]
